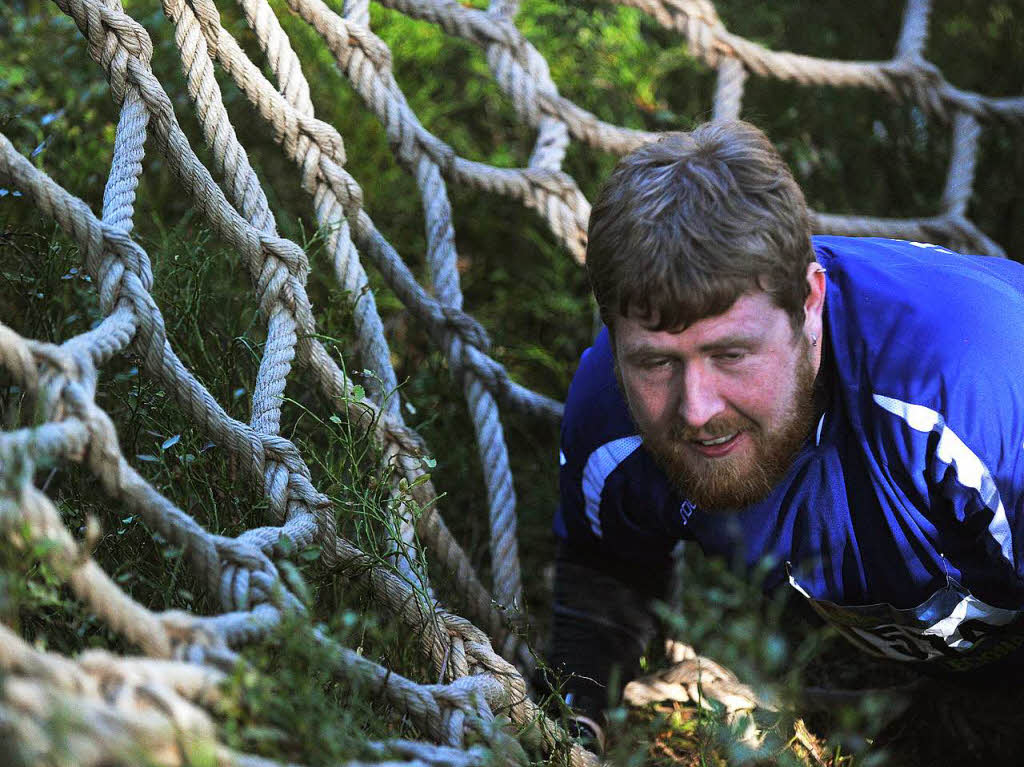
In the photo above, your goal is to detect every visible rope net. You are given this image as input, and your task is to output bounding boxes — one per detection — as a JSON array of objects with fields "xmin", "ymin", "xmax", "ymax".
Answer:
[{"xmin": 0, "ymin": 0, "xmax": 1019, "ymax": 763}]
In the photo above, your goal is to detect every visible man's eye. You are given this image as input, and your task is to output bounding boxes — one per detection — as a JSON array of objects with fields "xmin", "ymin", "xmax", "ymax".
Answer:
[
  {"xmin": 641, "ymin": 358, "xmax": 673, "ymax": 370},
  {"xmin": 713, "ymin": 351, "xmax": 745, "ymax": 363}
]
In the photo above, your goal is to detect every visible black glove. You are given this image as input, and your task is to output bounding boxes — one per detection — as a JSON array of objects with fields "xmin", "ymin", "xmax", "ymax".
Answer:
[{"xmin": 543, "ymin": 541, "xmax": 669, "ymax": 721}]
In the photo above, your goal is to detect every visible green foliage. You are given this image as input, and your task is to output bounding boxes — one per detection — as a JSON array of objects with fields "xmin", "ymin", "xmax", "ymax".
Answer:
[
  {"xmin": 0, "ymin": 229, "xmax": 436, "ymax": 760},
  {"xmin": 657, "ymin": 550, "xmax": 883, "ymax": 763},
  {"xmin": 217, "ymin": 612, "xmax": 406, "ymax": 764}
]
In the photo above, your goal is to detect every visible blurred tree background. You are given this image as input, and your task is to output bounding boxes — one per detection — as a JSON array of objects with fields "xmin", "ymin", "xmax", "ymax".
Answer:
[{"xmin": 1, "ymin": 0, "xmax": 1022, "ymax": 763}]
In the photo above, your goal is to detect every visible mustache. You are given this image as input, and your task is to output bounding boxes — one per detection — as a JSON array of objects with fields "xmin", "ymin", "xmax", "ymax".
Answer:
[{"xmin": 667, "ymin": 415, "xmax": 755, "ymax": 442}]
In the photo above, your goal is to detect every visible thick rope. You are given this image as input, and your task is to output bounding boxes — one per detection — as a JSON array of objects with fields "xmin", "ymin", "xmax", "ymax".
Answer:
[
  {"xmin": 415, "ymin": 151, "xmax": 524, "ymax": 609},
  {"xmin": 0, "ymin": 316, "xmax": 571, "ymax": 762},
  {"xmin": 616, "ymin": 0, "xmax": 1024, "ymax": 122},
  {"xmin": 157, "ymin": 0, "xmax": 426, "ymax": 588},
  {"xmin": 2, "ymin": 126, "xmax": 324, "ymax": 623},
  {"xmin": 3, "ymin": 120, "xmax": 590, "ymax": 764},
  {"xmin": 284, "ymin": 0, "xmax": 590, "ymax": 261},
  {"xmin": 254, "ymin": 0, "xmax": 524, "ymax": 605},
  {"xmin": 1, "ymin": 623, "xmax": 514, "ymax": 767},
  {"xmin": 895, "ymin": 0, "xmax": 932, "ymax": 60},
  {"xmin": 941, "ymin": 111, "xmax": 981, "ymax": 218},
  {"xmin": 182, "ymin": 0, "xmax": 560, "ymax": 428},
  {"xmin": 366, "ymin": 0, "xmax": 1008, "ymax": 256},
  {"xmin": 221, "ymin": 0, "xmax": 523, "ymax": 602},
  {"xmin": 712, "ymin": 56, "xmax": 746, "ymax": 122},
  {"xmin": 380, "ymin": 0, "xmax": 654, "ymax": 158},
  {"xmin": 0, "ymin": 435, "xmax": 173, "ymax": 659},
  {"xmin": 52, "ymin": 0, "xmax": 445, "ymax": 589},
  {"xmin": 198, "ymin": 0, "xmax": 402, "ymax": 421}
]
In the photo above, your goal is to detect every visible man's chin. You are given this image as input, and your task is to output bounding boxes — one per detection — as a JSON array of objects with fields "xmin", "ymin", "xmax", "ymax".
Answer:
[
  {"xmin": 676, "ymin": 475, "xmax": 775, "ymax": 512},
  {"xmin": 650, "ymin": 443, "xmax": 776, "ymax": 512}
]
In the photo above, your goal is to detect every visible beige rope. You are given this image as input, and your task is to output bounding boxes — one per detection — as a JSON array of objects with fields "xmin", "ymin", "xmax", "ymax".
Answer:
[
  {"xmin": 155, "ymin": 0, "xmax": 427, "ymax": 590},
  {"xmin": 0, "ymin": 325, "xmax": 551, "ymax": 762},
  {"xmin": 1, "ymin": 623, "xmax": 501, "ymax": 767},
  {"xmin": 713, "ymin": 57, "xmax": 746, "ymax": 122},
  {"xmin": 348, "ymin": 0, "xmax": 1010, "ymax": 258},
  {"xmin": 1, "ymin": 127, "xmax": 591, "ymax": 764},
  {"xmin": 378, "ymin": 0, "xmax": 656, "ymax": 156},
  {"xmin": 200, "ymin": 0, "xmax": 526, "ymax": 610},
  {"xmin": 617, "ymin": 0, "xmax": 1024, "ymax": 122},
  {"xmin": 895, "ymin": 0, "xmax": 932, "ymax": 60},
  {"xmin": 284, "ymin": 0, "xmax": 590, "ymax": 262}
]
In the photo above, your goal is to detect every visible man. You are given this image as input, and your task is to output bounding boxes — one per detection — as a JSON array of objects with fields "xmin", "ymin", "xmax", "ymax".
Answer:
[{"xmin": 547, "ymin": 120, "xmax": 1024, "ymax": 744}]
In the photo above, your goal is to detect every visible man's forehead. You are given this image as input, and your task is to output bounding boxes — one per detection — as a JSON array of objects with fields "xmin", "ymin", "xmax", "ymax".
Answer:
[{"xmin": 618, "ymin": 291, "xmax": 780, "ymax": 342}]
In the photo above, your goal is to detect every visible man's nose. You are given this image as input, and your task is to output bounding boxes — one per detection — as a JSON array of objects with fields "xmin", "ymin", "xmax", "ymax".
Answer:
[{"xmin": 678, "ymin": 365, "xmax": 726, "ymax": 430}]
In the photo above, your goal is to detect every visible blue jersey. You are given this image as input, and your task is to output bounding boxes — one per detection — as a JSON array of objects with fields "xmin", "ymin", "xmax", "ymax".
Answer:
[{"xmin": 557, "ymin": 236, "xmax": 1024, "ymax": 669}]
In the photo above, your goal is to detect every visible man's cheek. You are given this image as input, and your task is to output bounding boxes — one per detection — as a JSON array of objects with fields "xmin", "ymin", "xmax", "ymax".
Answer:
[{"xmin": 624, "ymin": 381, "xmax": 661, "ymax": 421}]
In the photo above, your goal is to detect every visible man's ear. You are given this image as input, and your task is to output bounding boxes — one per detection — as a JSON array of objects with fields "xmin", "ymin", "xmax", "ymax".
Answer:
[{"xmin": 803, "ymin": 261, "xmax": 827, "ymax": 335}]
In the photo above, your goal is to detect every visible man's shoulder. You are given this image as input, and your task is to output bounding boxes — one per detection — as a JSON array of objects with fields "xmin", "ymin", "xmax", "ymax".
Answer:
[
  {"xmin": 814, "ymin": 236, "xmax": 1024, "ymax": 317},
  {"xmin": 817, "ymin": 237, "xmax": 1024, "ymax": 487},
  {"xmin": 817, "ymin": 236, "xmax": 1024, "ymax": 399},
  {"xmin": 562, "ymin": 327, "xmax": 637, "ymax": 455}
]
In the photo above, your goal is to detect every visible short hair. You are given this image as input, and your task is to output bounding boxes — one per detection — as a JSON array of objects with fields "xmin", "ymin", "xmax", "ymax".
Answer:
[{"xmin": 586, "ymin": 120, "xmax": 814, "ymax": 334}]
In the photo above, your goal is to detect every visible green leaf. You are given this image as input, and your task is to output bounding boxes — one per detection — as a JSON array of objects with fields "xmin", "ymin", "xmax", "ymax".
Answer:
[{"xmin": 276, "ymin": 535, "xmax": 295, "ymax": 557}]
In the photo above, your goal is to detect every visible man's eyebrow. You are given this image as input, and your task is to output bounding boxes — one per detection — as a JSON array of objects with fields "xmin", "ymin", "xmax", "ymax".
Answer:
[
  {"xmin": 621, "ymin": 334, "xmax": 761, "ymax": 359},
  {"xmin": 698, "ymin": 334, "xmax": 760, "ymax": 351},
  {"xmin": 621, "ymin": 343, "xmax": 674, "ymax": 360}
]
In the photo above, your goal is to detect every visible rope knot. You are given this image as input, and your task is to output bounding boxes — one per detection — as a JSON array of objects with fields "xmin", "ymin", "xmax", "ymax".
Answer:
[
  {"xmin": 63, "ymin": 0, "xmax": 154, "ymax": 103},
  {"xmin": 347, "ymin": 20, "xmax": 393, "ymax": 74},
  {"xmin": 256, "ymin": 236, "xmax": 310, "ymax": 314},
  {"xmin": 441, "ymin": 307, "xmax": 491, "ymax": 352},
  {"xmin": 299, "ymin": 115, "xmax": 346, "ymax": 164},
  {"xmin": 259, "ymin": 235, "xmax": 310, "ymax": 279},
  {"xmin": 886, "ymin": 55, "xmax": 947, "ymax": 119},
  {"xmin": 103, "ymin": 225, "xmax": 154, "ymax": 292},
  {"xmin": 663, "ymin": 0, "xmax": 725, "ymax": 64},
  {"xmin": 101, "ymin": 6, "xmax": 155, "ymax": 63}
]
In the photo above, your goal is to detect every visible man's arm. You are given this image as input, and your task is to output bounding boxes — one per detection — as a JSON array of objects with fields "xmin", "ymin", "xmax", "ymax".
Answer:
[{"xmin": 545, "ymin": 539, "xmax": 672, "ymax": 722}]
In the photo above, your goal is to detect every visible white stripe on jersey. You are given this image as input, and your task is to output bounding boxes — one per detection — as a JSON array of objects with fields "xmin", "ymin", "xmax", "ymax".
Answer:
[
  {"xmin": 873, "ymin": 393, "xmax": 1013, "ymax": 564},
  {"xmin": 581, "ymin": 435, "xmax": 643, "ymax": 538}
]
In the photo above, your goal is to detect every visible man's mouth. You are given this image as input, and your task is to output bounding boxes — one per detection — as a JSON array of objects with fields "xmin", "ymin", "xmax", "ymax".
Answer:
[
  {"xmin": 696, "ymin": 433, "xmax": 737, "ymax": 446},
  {"xmin": 689, "ymin": 431, "xmax": 742, "ymax": 456}
]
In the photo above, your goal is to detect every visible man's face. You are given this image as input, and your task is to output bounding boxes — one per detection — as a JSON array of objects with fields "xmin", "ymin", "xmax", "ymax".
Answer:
[{"xmin": 613, "ymin": 283, "xmax": 822, "ymax": 511}]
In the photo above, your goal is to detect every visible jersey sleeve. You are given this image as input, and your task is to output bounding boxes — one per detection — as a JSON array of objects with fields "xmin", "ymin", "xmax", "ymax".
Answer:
[
  {"xmin": 842, "ymin": 240, "xmax": 1024, "ymax": 606},
  {"xmin": 871, "ymin": 387, "xmax": 1024, "ymax": 608}
]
